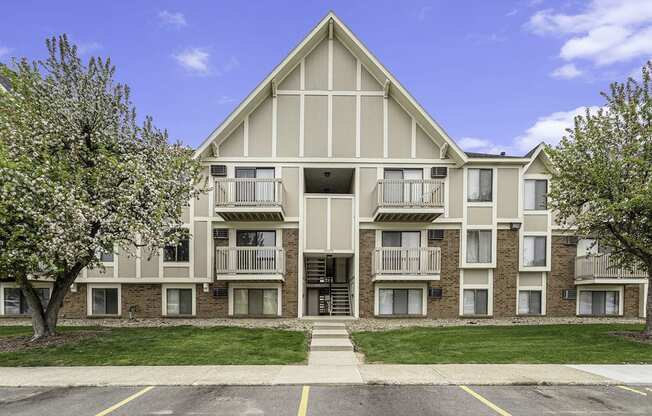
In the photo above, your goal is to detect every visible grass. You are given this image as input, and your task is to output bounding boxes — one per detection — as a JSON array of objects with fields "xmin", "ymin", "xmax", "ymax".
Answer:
[
  {"xmin": 0, "ymin": 326, "xmax": 308, "ymax": 366},
  {"xmin": 351, "ymin": 324, "xmax": 652, "ymax": 364}
]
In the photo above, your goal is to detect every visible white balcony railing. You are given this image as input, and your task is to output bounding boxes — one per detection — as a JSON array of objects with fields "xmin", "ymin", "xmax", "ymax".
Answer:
[
  {"xmin": 215, "ymin": 247, "xmax": 285, "ymax": 275},
  {"xmin": 373, "ymin": 247, "xmax": 441, "ymax": 275},
  {"xmin": 376, "ymin": 179, "xmax": 445, "ymax": 208},
  {"xmin": 214, "ymin": 178, "xmax": 283, "ymax": 207},
  {"xmin": 575, "ymin": 253, "xmax": 648, "ymax": 280}
]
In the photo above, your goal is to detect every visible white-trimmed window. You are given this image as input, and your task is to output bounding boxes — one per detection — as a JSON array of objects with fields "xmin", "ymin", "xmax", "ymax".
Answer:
[
  {"xmin": 523, "ymin": 236, "xmax": 546, "ymax": 267},
  {"xmin": 378, "ymin": 288, "xmax": 423, "ymax": 316},
  {"xmin": 233, "ymin": 288, "xmax": 278, "ymax": 316},
  {"xmin": 467, "ymin": 230, "xmax": 492, "ymax": 263},
  {"xmin": 164, "ymin": 229, "xmax": 190, "ymax": 263},
  {"xmin": 463, "ymin": 289, "xmax": 488, "ymax": 315},
  {"xmin": 165, "ymin": 288, "xmax": 194, "ymax": 316},
  {"xmin": 579, "ymin": 290, "xmax": 620, "ymax": 316},
  {"xmin": 468, "ymin": 168, "xmax": 492, "ymax": 202},
  {"xmin": 524, "ymin": 179, "xmax": 547, "ymax": 210},
  {"xmin": 90, "ymin": 286, "xmax": 120, "ymax": 316},
  {"xmin": 3, "ymin": 287, "xmax": 50, "ymax": 316},
  {"xmin": 518, "ymin": 290, "xmax": 542, "ymax": 315}
]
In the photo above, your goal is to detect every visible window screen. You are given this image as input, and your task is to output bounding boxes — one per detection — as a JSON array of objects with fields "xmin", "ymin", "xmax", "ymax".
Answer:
[
  {"xmin": 524, "ymin": 179, "xmax": 547, "ymax": 210},
  {"xmin": 467, "ymin": 230, "xmax": 492, "ymax": 263},
  {"xmin": 468, "ymin": 169, "xmax": 492, "ymax": 202},
  {"xmin": 91, "ymin": 288, "xmax": 119, "ymax": 315},
  {"xmin": 523, "ymin": 236, "xmax": 546, "ymax": 266}
]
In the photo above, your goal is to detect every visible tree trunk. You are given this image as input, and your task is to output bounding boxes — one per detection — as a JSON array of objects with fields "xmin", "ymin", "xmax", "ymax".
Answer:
[
  {"xmin": 645, "ymin": 264, "xmax": 652, "ymax": 335},
  {"xmin": 20, "ymin": 264, "xmax": 85, "ymax": 340}
]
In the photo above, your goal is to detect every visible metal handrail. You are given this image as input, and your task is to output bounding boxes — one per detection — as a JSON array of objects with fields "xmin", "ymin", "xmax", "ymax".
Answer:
[
  {"xmin": 376, "ymin": 179, "xmax": 445, "ymax": 208},
  {"xmin": 575, "ymin": 253, "xmax": 647, "ymax": 279},
  {"xmin": 214, "ymin": 246, "xmax": 285, "ymax": 275},
  {"xmin": 214, "ymin": 178, "xmax": 283, "ymax": 207},
  {"xmin": 373, "ymin": 246, "xmax": 441, "ymax": 275}
]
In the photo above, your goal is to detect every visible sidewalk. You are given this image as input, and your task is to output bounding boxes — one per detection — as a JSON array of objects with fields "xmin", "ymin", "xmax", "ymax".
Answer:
[{"xmin": 1, "ymin": 364, "xmax": 650, "ymax": 387}]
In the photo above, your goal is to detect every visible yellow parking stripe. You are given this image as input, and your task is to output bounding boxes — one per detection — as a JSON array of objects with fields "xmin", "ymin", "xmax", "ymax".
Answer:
[
  {"xmin": 297, "ymin": 385, "xmax": 310, "ymax": 416},
  {"xmin": 617, "ymin": 386, "xmax": 647, "ymax": 396},
  {"xmin": 95, "ymin": 386, "xmax": 155, "ymax": 416},
  {"xmin": 460, "ymin": 385, "xmax": 512, "ymax": 416}
]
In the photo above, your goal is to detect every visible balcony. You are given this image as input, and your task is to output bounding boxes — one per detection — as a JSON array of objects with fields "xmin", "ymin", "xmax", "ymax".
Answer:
[
  {"xmin": 214, "ymin": 178, "xmax": 284, "ymax": 221},
  {"xmin": 373, "ymin": 179, "xmax": 445, "ymax": 222},
  {"xmin": 214, "ymin": 247, "xmax": 285, "ymax": 280},
  {"xmin": 372, "ymin": 247, "xmax": 441, "ymax": 281},
  {"xmin": 575, "ymin": 253, "xmax": 648, "ymax": 283}
]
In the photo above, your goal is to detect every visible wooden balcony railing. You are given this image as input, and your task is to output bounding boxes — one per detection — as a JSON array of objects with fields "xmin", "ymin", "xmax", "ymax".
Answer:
[
  {"xmin": 376, "ymin": 179, "xmax": 445, "ymax": 208},
  {"xmin": 575, "ymin": 253, "xmax": 648, "ymax": 280},
  {"xmin": 373, "ymin": 247, "xmax": 441, "ymax": 275},
  {"xmin": 214, "ymin": 178, "xmax": 283, "ymax": 207},
  {"xmin": 215, "ymin": 247, "xmax": 285, "ymax": 275}
]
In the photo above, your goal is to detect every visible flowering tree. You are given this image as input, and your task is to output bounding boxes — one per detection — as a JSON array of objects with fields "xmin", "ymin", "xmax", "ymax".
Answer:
[
  {"xmin": 0, "ymin": 36, "xmax": 203, "ymax": 339},
  {"xmin": 547, "ymin": 61, "xmax": 652, "ymax": 334}
]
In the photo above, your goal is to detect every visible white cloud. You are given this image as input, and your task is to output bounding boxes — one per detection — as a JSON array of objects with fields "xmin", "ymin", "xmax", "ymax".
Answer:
[
  {"xmin": 513, "ymin": 106, "xmax": 601, "ymax": 152},
  {"xmin": 526, "ymin": 0, "xmax": 652, "ymax": 66},
  {"xmin": 458, "ymin": 137, "xmax": 511, "ymax": 155},
  {"xmin": 506, "ymin": 9, "xmax": 518, "ymax": 17},
  {"xmin": 217, "ymin": 95, "xmax": 236, "ymax": 105},
  {"xmin": 173, "ymin": 48, "xmax": 210, "ymax": 74},
  {"xmin": 0, "ymin": 45, "xmax": 10, "ymax": 59},
  {"xmin": 158, "ymin": 10, "xmax": 187, "ymax": 28},
  {"xmin": 550, "ymin": 63, "xmax": 583, "ymax": 79},
  {"xmin": 77, "ymin": 41, "xmax": 102, "ymax": 55}
]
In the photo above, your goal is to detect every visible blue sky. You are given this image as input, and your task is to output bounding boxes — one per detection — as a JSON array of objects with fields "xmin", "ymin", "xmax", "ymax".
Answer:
[{"xmin": 2, "ymin": 1, "xmax": 651, "ymax": 155}]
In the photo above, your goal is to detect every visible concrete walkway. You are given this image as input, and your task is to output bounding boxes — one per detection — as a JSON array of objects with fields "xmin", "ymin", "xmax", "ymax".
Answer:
[{"xmin": 1, "ymin": 364, "xmax": 650, "ymax": 387}]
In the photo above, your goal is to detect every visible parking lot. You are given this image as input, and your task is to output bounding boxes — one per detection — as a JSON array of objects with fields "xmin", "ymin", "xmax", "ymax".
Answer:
[{"xmin": 1, "ymin": 384, "xmax": 651, "ymax": 415}]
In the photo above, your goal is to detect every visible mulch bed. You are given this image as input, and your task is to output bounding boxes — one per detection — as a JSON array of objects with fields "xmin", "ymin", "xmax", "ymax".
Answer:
[
  {"xmin": 0, "ymin": 329, "xmax": 110, "ymax": 353},
  {"xmin": 610, "ymin": 331, "xmax": 652, "ymax": 345}
]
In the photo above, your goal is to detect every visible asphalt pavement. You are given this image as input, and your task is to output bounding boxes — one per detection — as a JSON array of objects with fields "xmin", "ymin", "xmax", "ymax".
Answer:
[{"xmin": 1, "ymin": 384, "xmax": 652, "ymax": 416}]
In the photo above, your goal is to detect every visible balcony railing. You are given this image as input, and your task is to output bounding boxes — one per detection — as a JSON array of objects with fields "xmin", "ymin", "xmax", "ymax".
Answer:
[
  {"xmin": 373, "ymin": 247, "xmax": 441, "ymax": 275},
  {"xmin": 575, "ymin": 253, "xmax": 648, "ymax": 280},
  {"xmin": 214, "ymin": 178, "xmax": 283, "ymax": 207},
  {"xmin": 215, "ymin": 247, "xmax": 285, "ymax": 275},
  {"xmin": 376, "ymin": 179, "xmax": 445, "ymax": 208}
]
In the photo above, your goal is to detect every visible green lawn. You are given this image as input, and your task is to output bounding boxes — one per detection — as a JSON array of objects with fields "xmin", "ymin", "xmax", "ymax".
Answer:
[
  {"xmin": 351, "ymin": 324, "xmax": 652, "ymax": 364},
  {"xmin": 0, "ymin": 326, "xmax": 308, "ymax": 366}
]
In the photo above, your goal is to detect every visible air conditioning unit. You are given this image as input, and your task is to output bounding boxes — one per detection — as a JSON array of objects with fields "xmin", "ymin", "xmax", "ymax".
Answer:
[
  {"xmin": 428, "ymin": 229, "xmax": 444, "ymax": 241},
  {"xmin": 212, "ymin": 229, "xmax": 228, "ymax": 240},
  {"xmin": 213, "ymin": 288, "xmax": 228, "ymax": 298},
  {"xmin": 210, "ymin": 165, "xmax": 227, "ymax": 177},
  {"xmin": 562, "ymin": 289, "xmax": 577, "ymax": 300},
  {"xmin": 431, "ymin": 167, "xmax": 447, "ymax": 178},
  {"xmin": 428, "ymin": 288, "xmax": 443, "ymax": 299},
  {"xmin": 564, "ymin": 236, "xmax": 579, "ymax": 245}
]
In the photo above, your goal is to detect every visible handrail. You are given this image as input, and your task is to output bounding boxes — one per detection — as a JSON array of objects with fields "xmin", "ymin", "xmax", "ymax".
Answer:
[
  {"xmin": 214, "ymin": 246, "xmax": 285, "ymax": 275},
  {"xmin": 214, "ymin": 178, "xmax": 283, "ymax": 207},
  {"xmin": 376, "ymin": 179, "xmax": 445, "ymax": 208},
  {"xmin": 373, "ymin": 246, "xmax": 441, "ymax": 275},
  {"xmin": 575, "ymin": 253, "xmax": 647, "ymax": 279}
]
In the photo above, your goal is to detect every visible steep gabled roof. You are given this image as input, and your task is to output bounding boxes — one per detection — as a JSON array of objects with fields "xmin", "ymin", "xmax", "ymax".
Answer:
[{"xmin": 193, "ymin": 11, "xmax": 468, "ymax": 164}]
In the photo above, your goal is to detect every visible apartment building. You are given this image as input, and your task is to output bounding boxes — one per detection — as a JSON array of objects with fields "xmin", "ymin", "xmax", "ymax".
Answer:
[{"xmin": 0, "ymin": 13, "xmax": 647, "ymax": 320}]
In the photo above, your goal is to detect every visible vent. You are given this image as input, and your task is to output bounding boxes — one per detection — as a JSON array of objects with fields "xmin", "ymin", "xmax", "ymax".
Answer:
[
  {"xmin": 212, "ymin": 229, "xmax": 228, "ymax": 240},
  {"xmin": 428, "ymin": 288, "xmax": 443, "ymax": 299},
  {"xmin": 213, "ymin": 288, "xmax": 228, "ymax": 298},
  {"xmin": 431, "ymin": 167, "xmax": 447, "ymax": 178},
  {"xmin": 210, "ymin": 165, "xmax": 227, "ymax": 177},
  {"xmin": 562, "ymin": 289, "xmax": 577, "ymax": 300},
  {"xmin": 564, "ymin": 236, "xmax": 579, "ymax": 245},
  {"xmin": 428, "ymin": 230, "xmax": 444, "ymax": 241}
]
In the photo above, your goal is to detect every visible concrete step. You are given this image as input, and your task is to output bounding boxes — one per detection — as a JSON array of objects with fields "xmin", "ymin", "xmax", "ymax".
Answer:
[
  {"xmin": 310, "ymin": 338, "xmax": 353, "ymax": 352},
  {"xmin": 313, "ymin": 322, "xmax": 347, "ymax": 330},
  {"xmin": 312, "ymin": 329, "xmax": 349, "ymax": 339}
]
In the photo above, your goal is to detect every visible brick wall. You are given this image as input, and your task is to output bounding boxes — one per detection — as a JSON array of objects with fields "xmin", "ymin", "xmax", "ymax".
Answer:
[
  {"xmin": 61, "ymin": 283, "xmax": 87, "ymax": 318},
  {"xmin": 196, "ymin": 282, "xmax": 228, "ymax": 318},
  {"xmin": 548, "ymin": 236, "xmax": 578, "ymax": 316},
  {"xmin": 624, "ymin": 285, "xmax": 641, "ymax": 318},
  {"xmin": 493, "ymin": 230, "xmax": 519, "ymax": 317},
  {"xmin": 121, "ymin": 284, "xmax": 161, "ymax": 318},
  {"xmin": 359, "ymin": 229, "xmax": 375, "ymax": 317},
  {"xmin": 427, "ymin": 230, "xmax": 461, "ymax": 318},
  {"xmin": 282, "ymin": 228, "xmax": 299, "ymax": 317}
]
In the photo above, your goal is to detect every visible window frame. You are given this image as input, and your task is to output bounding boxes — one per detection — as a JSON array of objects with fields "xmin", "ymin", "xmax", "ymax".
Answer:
[
  {"xmin": 0, "ymin": 285, "xmax": 51, "ymax": 316},
  {"xmin": 377, "ymin": 288, "xmax": 424, "ymax": 317},
  {"xmin": 87, "ymin": 284, "xmax": 121, "ymax": 317},
  {"xmin": 229, "ymin": 284, "xmax": 281, "ymax": 317},
  {"xmin": 523, "ymin": 235, "xmax": 547, "ymax": 267},
  {"xmin": 163, "ymin": 229, "xmax": 190, "ymax": 263},
  {"xmin": 466, "ymin": 229, "xmax": 493, "ymax": 264},
  {"xmin": 462, "ymin": 288, "xmax": 489, "ymax": 316},
  {"xmin": 467, "ymin": 168, "xmax": 493, "ymax": 202},
  {"xmin": 524, "ymin": 179, "xmax": 548, "ymax": 211},
  {"xmin": 374, "ymin": 283, "xmax": 427, "ymax": 317},
  {"xmin": 162, "ymin": 284, "xmax": 196, "ymax": 317},
  {"xmin": 517, "ymin": 289, "xmax": 543, "ymax": 315},
  {"xmin": 577, "ymin": 288, "xmax": 622, "ymax": 316}
]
